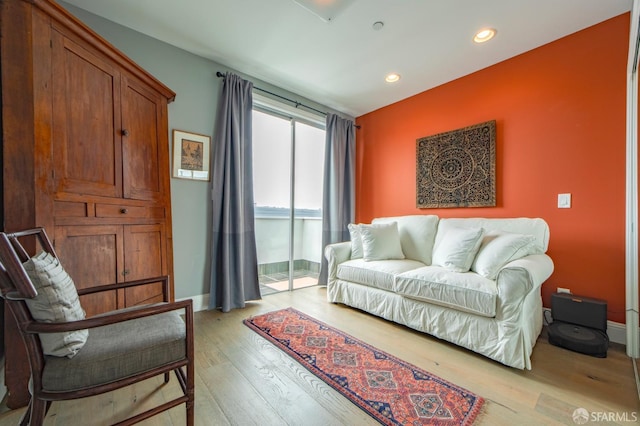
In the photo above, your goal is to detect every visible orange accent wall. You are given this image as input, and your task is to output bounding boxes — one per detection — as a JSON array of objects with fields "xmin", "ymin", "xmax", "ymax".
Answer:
[{"xmin": 355, "ymin": 14, "xmax": 629, "ymax": 323}]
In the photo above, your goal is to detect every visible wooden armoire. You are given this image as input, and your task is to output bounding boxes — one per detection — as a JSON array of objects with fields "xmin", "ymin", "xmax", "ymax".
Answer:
[{"xmin": 0, "ymin": 0, "xmax": 176, "ymax": 407}]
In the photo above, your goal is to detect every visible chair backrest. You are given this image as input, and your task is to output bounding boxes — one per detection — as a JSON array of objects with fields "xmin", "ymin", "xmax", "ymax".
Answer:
[
  {"xmin": 0, "ymin": 228, "xmax": 60, "ymax": 381},
  {"xmin": 0, "ymin": 227, "xmax": 62, "ymax": 298}
]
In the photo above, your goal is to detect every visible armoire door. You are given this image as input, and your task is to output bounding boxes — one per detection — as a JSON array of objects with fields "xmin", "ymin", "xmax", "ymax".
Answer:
[
  {"xmin": 123, "ymin": 223, "xmax": 167, "ymax": 305},
  {"xmin": 51, "ymin": 29, "xmax": 123, "ymax": 199},
  {"xmin": 122, "ymin": 75, "xmax": 168, "ymax": 202},
  {"xmin": 55, "ymin": 223, "xmax": 168, "ymax": 312},
  {"xmin": 54, "ymin": 224, "xmax": 124, "ymax": 316}
]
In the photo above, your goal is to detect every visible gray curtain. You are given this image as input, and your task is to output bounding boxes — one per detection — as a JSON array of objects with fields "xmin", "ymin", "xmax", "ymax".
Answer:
[
  {"xmin": 318, "ymin": 113, "xmax": 356, "ymax": 285},
  {"xmin": 209, "ymin": 73, "xmax": 261, "ymax": 312}
]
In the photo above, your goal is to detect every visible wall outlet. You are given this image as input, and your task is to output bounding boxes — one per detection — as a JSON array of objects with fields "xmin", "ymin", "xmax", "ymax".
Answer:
[{"xmin": 557, "ymin": 287, "xmax": 571, "ymax": 294}]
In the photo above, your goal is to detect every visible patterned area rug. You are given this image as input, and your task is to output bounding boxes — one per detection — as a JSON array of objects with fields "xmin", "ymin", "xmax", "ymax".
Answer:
[{"xmin": 244, "ymin": 308, "xmax": 484, "ymax": 425}]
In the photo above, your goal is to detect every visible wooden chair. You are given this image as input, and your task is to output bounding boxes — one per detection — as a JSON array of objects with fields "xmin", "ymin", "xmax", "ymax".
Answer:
[{"xmin": 0, "ymin": 228, "xmax": 194, "ymax": 425}]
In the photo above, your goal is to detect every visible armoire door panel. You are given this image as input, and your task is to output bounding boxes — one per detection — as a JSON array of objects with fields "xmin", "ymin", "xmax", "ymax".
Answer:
[
  {"xmin": 125, "ymin": 281, "xmax": 165, "ymax": 307},
  {"xmin": 54, "ymin": 225, "xmax": 125, "ymax": 314},
  {"xmin": 123, "ymin": 223, "xmax": 167, "ymax": 306},
  {"xmin": 51, "ymin": 31, "xmax": 123, "ymax": 198},
  {"xmin": 122, "ymin": 77, "xmax": 163, "ymax": 201},
  {"xmin": 123, "ymin": 223, "xmax": 165, "ymax": 280},
  {"xmin": 79, "ymin": 292, "xmax": 118, "ymax": 317}
]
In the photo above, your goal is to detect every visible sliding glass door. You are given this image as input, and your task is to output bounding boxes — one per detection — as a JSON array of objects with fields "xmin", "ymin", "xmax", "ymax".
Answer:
[{"xmin": 252, "ymin": 108, "xmax": 325, "ymax": 294}]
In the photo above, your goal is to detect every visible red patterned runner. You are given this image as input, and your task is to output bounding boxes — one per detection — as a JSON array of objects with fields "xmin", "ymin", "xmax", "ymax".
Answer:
[{"xmin": 244, "ymin": 308, "xmax": 484, "ymax": 425}]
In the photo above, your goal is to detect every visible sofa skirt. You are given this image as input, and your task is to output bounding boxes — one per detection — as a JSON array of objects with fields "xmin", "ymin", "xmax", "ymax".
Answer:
[{"xmin": 327, "ymin": 279, "xmax": 543, "ymax": 369}]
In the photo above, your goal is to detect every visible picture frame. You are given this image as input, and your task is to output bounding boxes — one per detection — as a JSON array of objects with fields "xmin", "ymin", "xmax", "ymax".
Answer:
[{"xmin": 172, "ymin": 129, "xmax": 211, "ymax": 181}]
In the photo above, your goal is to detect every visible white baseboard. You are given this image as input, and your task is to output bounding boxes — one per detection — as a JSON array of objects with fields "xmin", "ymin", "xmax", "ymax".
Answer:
[
  {"xmin": 542, "ymin": 307, "xmax": 631, "ymax": 345},
  {"xmin": 607, "ymin": 320, "xmax": 628, "ymax": 345},
  {"xmin": 177, "ymin": 293, "xmax": 210, "ymax": 312}
]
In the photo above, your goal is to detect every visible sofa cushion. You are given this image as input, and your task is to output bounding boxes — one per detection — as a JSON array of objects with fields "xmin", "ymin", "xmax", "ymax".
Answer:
[
  {"xmin": 348, "ymin": 223, "xmax": 364, "ymax": 259},
  {"xmin": 431, "ymin": 227, "xmax": 484, "ymax": 272},
  {"xmin": 372, "ymin": 215, "xmax": 439, "ymax": 265},
  {"xmin": 360, "ymin": 222, "xmax": 405, "ymax": 261},
  {"xmin": 395, "ymin": 266, "xmax": 497, "ymax": 317},
  {"xmin": 471, "ymin": 230, "xmax": 536, "ymax": 279},
  {"xmin": 337, "ymin": 259, "xmax": 425, "ymax": 292}
]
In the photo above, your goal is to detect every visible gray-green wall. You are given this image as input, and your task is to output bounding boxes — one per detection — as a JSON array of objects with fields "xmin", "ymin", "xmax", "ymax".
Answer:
[{"xmin": 61, "ymin": 2, "xmax": 349, "ymax": 304}]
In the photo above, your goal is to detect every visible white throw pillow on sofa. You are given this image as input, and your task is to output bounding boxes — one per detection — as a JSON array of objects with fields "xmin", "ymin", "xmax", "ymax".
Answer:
[
  {"xmin": 471, "ymin": 230, "xmax": 536, "ymax": 279},
  {"xmin": 432, "ymin": 227, "xmax": 484, "ymax": 272},
  {"xmin": 348, "ymin": 223, "xmax": 363, "ymax": 259},
  {"xmin": 372, "ymin": 215, "xmax": 439, "ymax": 265},
  {"xmin": 360, "ymin": 222, "xmax": 405, "ymax": 261}
]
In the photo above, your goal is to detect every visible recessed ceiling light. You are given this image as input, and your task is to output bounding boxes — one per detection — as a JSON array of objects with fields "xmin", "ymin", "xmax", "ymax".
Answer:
[
  {"xmin": 385, "ymin": 73, "xmax": 401, "ymax": 83},
  {"xmin": 474, "ymin": 28, "xmax": 496, "ymax": 43},
  {"xmin": 372, "ymin": 21, "xmax": 384, "ymax": 31}
]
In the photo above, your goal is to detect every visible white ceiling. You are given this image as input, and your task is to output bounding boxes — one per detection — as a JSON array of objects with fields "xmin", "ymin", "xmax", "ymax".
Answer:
[{"xmin": 62, "ymin": 0, "xmax": 632, "ymax": 117}]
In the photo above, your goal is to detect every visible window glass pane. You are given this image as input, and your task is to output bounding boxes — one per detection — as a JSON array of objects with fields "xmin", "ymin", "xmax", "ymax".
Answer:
[
  {"xmin": 294, "ymin": 122, "xmax": 325, "ymax": 214},
  {"xmin": 252, "ymin": 109, "xmax": 291, "ymax": 210}
]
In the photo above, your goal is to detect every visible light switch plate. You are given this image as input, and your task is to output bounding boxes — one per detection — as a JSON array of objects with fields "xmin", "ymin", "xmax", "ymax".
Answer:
[{"xmin": 558, "ymin": 193, "xmax": 571, "ymax": 208}]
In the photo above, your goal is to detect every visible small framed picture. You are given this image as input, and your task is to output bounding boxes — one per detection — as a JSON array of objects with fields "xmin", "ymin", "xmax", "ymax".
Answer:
[{"xmin": 172, "ymin": 129, "xmax": 211, "ymax": 181}]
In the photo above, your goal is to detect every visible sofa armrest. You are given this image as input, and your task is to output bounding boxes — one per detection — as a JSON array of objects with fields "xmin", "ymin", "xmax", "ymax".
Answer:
[
  {"xmin": 324, "ymin": 242, "xmax": 352, "ymax": 283},
  {"xmin": 495, "ymin": 254, "xmax": 554, "ymax": 320}
]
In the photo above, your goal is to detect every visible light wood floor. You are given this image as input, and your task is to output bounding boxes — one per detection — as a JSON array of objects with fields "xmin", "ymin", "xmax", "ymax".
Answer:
[{"xmin": 0, "ymin": 286, "xmax": 638, "ymax": 425}]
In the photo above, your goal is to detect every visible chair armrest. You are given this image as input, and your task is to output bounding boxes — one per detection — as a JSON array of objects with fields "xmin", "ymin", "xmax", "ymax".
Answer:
[
  {"xmin": 324, "ymin": 242, "xmax": 352, "ymax": 283},
  {"xmin": 77, "ymin": 275, "xmax": 170, "ymax": 302},
  {"xmin": 24, "ymin": 299, "xmax": 193, "ymax": 334}
]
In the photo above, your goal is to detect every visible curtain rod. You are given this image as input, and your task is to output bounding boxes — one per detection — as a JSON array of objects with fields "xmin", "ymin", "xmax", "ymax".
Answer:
[
  {"xmin": 216, "ymin": 71, "xmax": 360, "ymax": 128},
  {"xmin": 216, "ymin": 71, "xmax": 325, "ymax": 116}
]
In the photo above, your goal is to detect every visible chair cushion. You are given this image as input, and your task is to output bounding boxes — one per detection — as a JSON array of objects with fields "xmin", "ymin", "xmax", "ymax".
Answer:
[
  {"xmin": 23, "ymin": 252, "xmax": 88, "ymax": 358},
  {"xmin": 395, "ymin": 266, "xmax": 498, "ymax": 317},
  {"xmin": 337, "ymin": 259, "xmax": 425, "ymax": 292},
  {"xmin": 41, "ymin": 310, "xmax": 186, "ymax": 392}
]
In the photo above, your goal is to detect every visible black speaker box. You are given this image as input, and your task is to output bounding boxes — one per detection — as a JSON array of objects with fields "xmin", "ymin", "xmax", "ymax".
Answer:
[{"xmin": 548, "ymin": 293, "xmax": 609, "ymax": 358}]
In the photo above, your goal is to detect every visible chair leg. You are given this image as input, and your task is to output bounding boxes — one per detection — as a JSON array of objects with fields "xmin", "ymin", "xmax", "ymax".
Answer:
[
  {"xmin": 186, "ymin": 398, "xmax": 194, "ymax": 426},
  {"xmin": 164, "ymin": 372, "xmax": 170, "ymax": 383},
  {"xmin": 28, "ymin": 398, "xmax": 47, "ymax": 426},
  {"xmin": 19, "ymin": 400, "xmax": 32, "ymax": 426},
  {"xmin": 187, "ymin": 364, "xmax": 194, "ymax": 426}
]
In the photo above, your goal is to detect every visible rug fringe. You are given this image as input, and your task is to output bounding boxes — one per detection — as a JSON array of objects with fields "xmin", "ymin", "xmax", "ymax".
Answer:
[{"xmin": 468, "ymin": 398, "xmax": 487, "ymax": 425}]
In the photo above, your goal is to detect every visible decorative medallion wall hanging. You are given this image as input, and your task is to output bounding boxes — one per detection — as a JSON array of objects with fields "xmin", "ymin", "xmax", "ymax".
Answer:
[{"xmin": 416, "ymin": 120, "xmax": 496, "ymax": 208}]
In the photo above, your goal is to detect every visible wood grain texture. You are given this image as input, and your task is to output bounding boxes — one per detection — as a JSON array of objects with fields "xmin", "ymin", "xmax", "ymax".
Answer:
[{"xmin": 0, "ymin": 286, "xmax": 636, "ymax": 425}]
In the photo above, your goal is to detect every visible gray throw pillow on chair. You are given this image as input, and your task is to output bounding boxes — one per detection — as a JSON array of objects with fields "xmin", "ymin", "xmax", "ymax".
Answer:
[{"xmin": 23, "ymin": 252, "xmax": 88, "ymax": 358}]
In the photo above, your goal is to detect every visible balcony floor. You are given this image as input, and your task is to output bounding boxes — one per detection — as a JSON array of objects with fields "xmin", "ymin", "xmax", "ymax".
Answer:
[{"xmin": 259, "ymin": 269, "xmax": 319, "ymax": 295}]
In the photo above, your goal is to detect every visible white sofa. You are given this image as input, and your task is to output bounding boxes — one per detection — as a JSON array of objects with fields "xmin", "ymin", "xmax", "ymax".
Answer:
[{"xmin": 325, "ymin": 215, "xmax": 554, "ymax": 369}]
